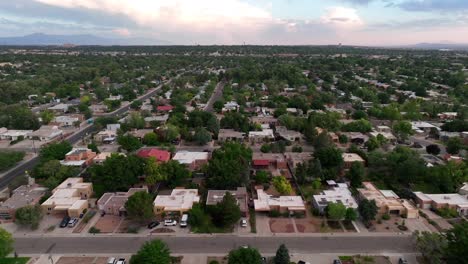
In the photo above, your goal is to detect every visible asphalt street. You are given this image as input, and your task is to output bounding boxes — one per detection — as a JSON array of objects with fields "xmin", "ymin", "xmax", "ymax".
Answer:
[
  {"xmin": 204, "ymin": 81, "xmax": 225, "ymax": 112},
  {"xmin": 14, "ymin": 235, "xmax": 415, "ymax": 255}
]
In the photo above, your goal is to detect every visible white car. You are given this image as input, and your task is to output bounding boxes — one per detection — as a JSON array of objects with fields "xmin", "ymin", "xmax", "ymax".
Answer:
[
  {"xmin": 67, "ymin": 218, "xmax": 78, "ymax": 228},
  {"xmin": 164, "ymin": 219, "xmax": 178, "ymax": 226},
  {"xmin": 240, "ymin": 219, "xmax": 247, "ymax": 227}
]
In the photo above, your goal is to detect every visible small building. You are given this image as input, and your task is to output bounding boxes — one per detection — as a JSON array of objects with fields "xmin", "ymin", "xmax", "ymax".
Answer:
[
  {"xmin": 60, "ymin": 148, "xmax": 97, "ymax": 167},
  {"xmin": 206, "ymin": 187, "xmax": 248, "ymax": 216},
  {"xmin": 0, "ymin": 185, "xmax": 47, "ymax": 222},
  {"xmin": 156, "ymin": 105, "xmax": 174, "ymax": 112},
  {"xmin": 312, "ymin": 183, "xmax": 358, "ymax": 214},
  {"xmin": 459, "ymin": 183, "xmax": 468, "ymax": 196},
  {"xmin": 90, "ymin": 104, "xmax": 108, "ymax": 113},
  {"xmin": 153, "ymin": 188, "xmax": 200, "ymax": 215},
  {"xmin": 0, "ymin": 129, "xmax": 33, "ymax": 141},
  {"xmin": 341, "ymin": 132, "xmax": 369, "ymax": 145},
  {"xmin": 437, "ymin": 112, "xmax": 458, "ymax": 120},
  {"xmin": 253, "ymin": 188, "xmax": 306, "ymax": 214},
  {"xmin": 97, "ymin": 188, "xmax": 148, "ymax": 216},
  {"xmin": 218, "ymin": 129, "xmax": 245, "ymax": 142},
  {"xmin": 48, "ymin": 103, "xmax": 69, "ymax": 113},
  {"xmin": 137, "ymin": 148, "xmax": 171, "ymax": 163},
  {"xmin": 41, "ymin": 178, "xmax": 93, "ymax": 217},
  {"xmin": 92, "ymin": 152, "xmax": 123, "ymax": 164},
  {"xmin": 128, "ymin": 129, "xmax": 154, "ymax": 140},
  {"xmin": 414, "ymin": 191, "xmax": 468, "ymax": 216},
  {"xmin": 342, "ymin": 153, "xmax": 365, "ymax": 169},
  {"xmin": 411, "ymin": 121, "xmax": 440, "ymax": 134},
  {"xmin": 144, "ymin": 114, "xmax": 169, "ymax": 126},
  {"xmin": 252, "ymin": 153, "xmax": 288, "ymax": 172},
  {"xmin": 172, "ymin": 151, "xmax": 210, "ymax": 171},
  {"xmin": 223, "ymin": 101, "xmax": 239, "ymax": 112},
  {"xmin": 275, "ymin": 126, "xmax": 303, "ymax": 142},
  {"xmin": 53, "ymin": 116, "xmax": 80, "ymax": 127},
  {"xmin": 357, "ymin": 182, "xmax": 418, "ymax": 219},
  {"xmin": 27, "ymin": 125, "xmax": 63, "ymax": 141},
  {"xmin": 284, "ymin": 152, "xmax": 313, "ymax": 170},
  {"xmin": 94, "ymin": 129, "xmax": 118, "ymax": 143},
  {"xmin": 249, "ymin": 128, "xmax": 275, "ymax": 143}
]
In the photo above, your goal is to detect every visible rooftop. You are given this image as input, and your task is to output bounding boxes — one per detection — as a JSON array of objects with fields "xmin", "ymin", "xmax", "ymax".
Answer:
[
  {"xmin": 137, "ymin": 148, "xmax": 171, "ymax": 162},
  {"xmin": 342, "ymin": 153, "xmax": 365, "ymax": 163},
  {"xmin": 0, "ymin": 185, "xmax": 47, "ymax": 210},
  {"xmin": 153, "ymin": 189, "xmax": 200, "ymax": 211},
  {"xmin": 254, "ymin": 189, "xmax": 305, "ymax": 211},
  {"xmin": 172, "ymin": 151, "xmax": 209, "ymax": 164}
]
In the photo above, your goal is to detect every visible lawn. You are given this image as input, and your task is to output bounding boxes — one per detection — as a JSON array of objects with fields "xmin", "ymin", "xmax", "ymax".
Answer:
[{"xmin": 0, "ymin": 257, "xmax": 30, "ymax": 264}]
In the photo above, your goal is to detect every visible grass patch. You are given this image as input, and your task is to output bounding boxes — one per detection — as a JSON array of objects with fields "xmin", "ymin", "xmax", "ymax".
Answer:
[{"xmin": 0, "ymin": 257, "xmax": 30, "ymax": 264}]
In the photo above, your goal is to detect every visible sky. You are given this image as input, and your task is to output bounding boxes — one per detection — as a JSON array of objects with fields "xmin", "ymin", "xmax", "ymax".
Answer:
[{"xmin": 0, "ymin": 0, "xmax": 468, "ymax": 45}]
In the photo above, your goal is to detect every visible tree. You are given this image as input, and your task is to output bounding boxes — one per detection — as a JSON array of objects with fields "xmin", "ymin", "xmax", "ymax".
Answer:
[
  {"xmin": 209, "ymin": 192, "xmax": 241, "ymax": 228},
  {"xmin": 228, "ymin": 247, "xmax": 262, "ymax": 264},
  {"xmin": 314, "ymin": 147, "xmax": 343, "ymax": 169},
  {"xmin": 144, "ymin": 157, "xmax": 165, "ymax": 186},
  {"xmin": 358, "ymin": 199, "xmax": 378, "ymax": 224},
  {"xmin": 15, "ymin": 205, "xmax": 43, "ymax": 230},
  {"xmin": 445, "ymin": 222, "xmax": 468, "ymax": 264},
  {"xmin": 125, "ymin": 191, "xmax": 154, "ymax": 223},
  {"xmin": 326, "ymin": 202, "xmax": 346, "ymax": 221},
  {"xmin": 40, "ymin": 110, "xmax": 54, "ymax": 124},
  {"xmin": 345, "ymin": 208, "xmax": 357, "ymax": 221},
  {"xmin": 365, "ymin": 136, "xmax": 380, "ymax": 152},
  {"xmin": 342, "ymin": 119, "xmax": 372, "ymax": 133},
  {"xmin": 347, "ymin": 162, "xmax": 364, "ymax": 188},
  {"xmin": 130, "ymin": 239, "xmax": 171, "ymax": 264},
  {"xmin": 313, "ymin": 132, "xmax": 332, "ymax": 150},
  {"xmin": 87, "ymin": 142, "xmax": 100, "ymax": 153},
  {"xmin": 117, "ymin": 134, "xmax": 143, "ymax": 152},
  {"xmin": 160, "ymin": 160, "xmax": 191, "ymax": 188},
  {"xmin": 0, "ymin": 227, "xmax": 13, "ymax": 258},
  {"xmin": 272, "ymin": 176, "xmax": 292, "ymax": 195},
  {"xmin": 39, "ymin": 141, "xmax": 72, "ymax": 162},
  {"xmin": 338, "ymin": 134, "xmax": 348, "ymax": 144},
  {"xmin": 143, "ymin": 132, "xmax": 159, "ymax": 146},
  {"xmin": 274, "ymin": 244, "xmax": 290, "ymax": 264},
  {"xmin": 393, "ymin": 121, "xmax": 413, "ymax": 141},
  {"xmin": 130, "ymin": 100, "xmax": 142, "ymax": 110},
  {"xmin": 193, "ymin": 127, "xmax": 212, "ymax": 146},
  {"xmin": 213, "ymin": 100, "xmax": 224, "ymax": 113},
  {"xmin": 254, "ymin": 170, "xmax": 269, "ymax": 184},
  {"xmin": 126, "ymin": 112, "xmax": 145, "ymax": 129},
  {"xmin": 413, "ymin": 231, "xmax": 447, "ymax": 264},
  {"xmin": 446, "ymin": 137, "xmax": 462, "ymax": 154},
  {"xmin": 426, "ymin": 144, "xmax": 441, "ymax": 155}
]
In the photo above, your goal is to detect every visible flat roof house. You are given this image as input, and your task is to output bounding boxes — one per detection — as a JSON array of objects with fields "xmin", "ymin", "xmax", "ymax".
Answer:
[
  {"xmin": 218, "ymin": 129, "xmax": 245, "ymax": 142},
  {"xmin": 60, "ymin": 148, "xmax": 97, "ymax": 167},
  {"xmin": 97, "ymin": 188, "xmax": 148, "ymax": 216},
  {"xmin": 153, "ymin": 189, "xmax": 200, "ymax": 215},
  {"xmin": 28, "ymin": 125, "xmax": 63, "ymax": 141},
  {"xmin": 248, "ymin": 128, "xmax": 275, "ymax": 143},
  {"xmin": 254, "ymin": 188, "xmax": 306, "ymax": 214},
  {"xmin": 48, "ymin": 103, "xmax": 69, "ymax": 113},
  {"xmin": 53, "ymin": 116, "xmax": 79, "ymax": 127},
  {"xmin": 41, "ymin": 178, "xmax": 93, "ymax": 218},
  {"xmin": 275, "ymin": 126, "xmax": 303, "ymax": 142},
  {"xmin": 0, "ymin": 129, "xmax": 33, "ymax": 141},
  {"xmin": 206, "ymin": 187, "xmax": 248, "ymax": 216},
  {"xmin": 172, "ymin": 151, "xmax": 210, "ymax": 171},
  {"xmin": 0, "ymin": 185, "xmax": 47, "ymax": 222},
  {"xmin": 342, "ymin": 153, "xmax": 365, "ymax": 169},
  {"xmin": 137, "ymin": 148, "xmax": 171, "ymax": 163},
  {"xmin": 312, "ymin": 183, "xmax": 358, "ymax": 213},
  {"xmin": 252, "ymin": 153, "xmax": 288, "ymax": 177},
  {"xmin": 414, "ymin": 191, "xmax": 468, "ymax": 217},
  {"xmin": 358, "ymin": 182, "xmax": 418, "ymax": 219}
]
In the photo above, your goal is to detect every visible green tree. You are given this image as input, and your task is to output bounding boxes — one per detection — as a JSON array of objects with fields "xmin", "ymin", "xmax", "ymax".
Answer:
[
  {"xmin": 445, "ymin": 222, "xmax": 468, "ymax": 264},
  {"xmin": 446, "ymin": 137, "xmax": 462, "ymax": 154},
  {"xmin": 143, "ymin": 132, "xmax": 159, "ymax": 146},
  {"xmin": 130, "ymin": 239, "xmax": 171, "ymax": 264},
  {"xmin": 347, "ymin": 162, "xmax": 364, "ymax": 188},
  {"xmin": 130, "ymin": 100, "xmax": 142, "ymax": 110},
  {"xmin": 40, "ymin": 110, "xmax": 54, "ymax": 124},
  {"xmin": 345, "ymin": 208, "xmax": 357, "ymax": 221},
  {"xmin": 313, "ymin": 132, "xmax": 332, "ymax": 150},
  {"xmin": 126, "ymin": 112, "xmax": 145, "ymax": 129},
  {"xmin": 359, "ymin": 199, "xmax": 378, "ymax": 224},
  {"xmin": 0, "ymin": 227, "xmax": 13, "ymax": 258},
  {"xmin": 326, "ymin": 202, "xmax": 346, "ymax": 221},
  {"xmin": 228, "ymin": 247, "xmax": 262, "ymax": 264},
  {"xmin": 365, "ymin": 136, "xmax": 380, "ymax": 152},
  {"xmin": 254, "ymin": 171, "xmax": 270, "ymax": 184},
  {"xmin": 193, "ymin": 127, "xmax": 212, "ymax": 146},
  {"xmin": 117, "ymin": 134, "xmax": 143, "ymax": 152},
  {"xmin": 160, "ymin": 160, "xmax": 191, "ymax": 188},
  {"xmin": 125, "ymin": 191, "xmax": 154, "ymax": 223},
  {"xmin": 144, "ymin": 157, "xmax": 165, "ymax": 186},
  {"xmin": 209, "ymin": 192, "xmax": 241, "ymax": 228},
  {"xmin": 272, "ymin": 176, "xmax": 292, "ymax": 195},
  {"xmin": 274, "ymin": 244, "xmax": 290, "ymax": 264},
  {"xmin": 413, "ymin": 231, "xmax": 447, "ymax": 264},
  {"xmin": 426, "ymin": 144, "xmax": 441, "ymax": 155},
  {"xmin": 315, "ymin": 147, "xmax": 343, "ymax": 169},
  {"xmin": 15, "ymin": 205, "xmax": 43, "ymax": 230},
  {"xmin": 393, "ymin": 121, "xmax": 413, "ymax": 141},
  {"xmin": 87, "ymin": 142, "xmax": 100, "ymax": 153},
  {"xmin": 39, "ymin": 141, "xmax": 72, "ymax": 162}
]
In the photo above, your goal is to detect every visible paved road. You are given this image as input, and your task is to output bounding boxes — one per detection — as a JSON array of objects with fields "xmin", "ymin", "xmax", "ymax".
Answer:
[
  {"xmin": 14, "ymin": 235, "xmax": 415, "ymax": 254},
  {"xmin": 204, "ymin": 81, "xmax": 225, "ymax": 112}
]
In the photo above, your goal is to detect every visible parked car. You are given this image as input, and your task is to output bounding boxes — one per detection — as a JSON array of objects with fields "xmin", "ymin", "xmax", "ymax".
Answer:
[
  {"xmin": 147, "ymin": 221, "xmax": 160, "ymax": 229},
  {"xmin": 164, "ymin": 219, "xmax": 178, "ymax": 226},
  {"xmin": 298, "ymin": 261, "xmax": 311, "ymax": 264},
  {"xmin": 59, "ymin": 216, "xmax": 70, "ymax": 228},
  {"xmin": 67, "ymin": 218, "xmax": 78, "ymax": 228},
  {"xmin": 333, "ymin": 260, "xmax": 342, "ymax": 264},
  {"xmin": 106, "ymin": 257, "xmax": 116, "ymax": 264},
  {"xmin": 180, "ymin": 214, "xmax": 188, "ymax": 228},
  {"xmin": 240, "ymin": 219, "xmax": 247, "ymax": 227},
  {"xmin": 261, "ymin": 257, "xmax": 267, "ymax": 264},
  {"xmin": 116, "ymin": 258, "xmax": 126, "ymax": 264},
  {"xmin": 399, "ymin": 258, "xmax": 408, "ymax": 264}
]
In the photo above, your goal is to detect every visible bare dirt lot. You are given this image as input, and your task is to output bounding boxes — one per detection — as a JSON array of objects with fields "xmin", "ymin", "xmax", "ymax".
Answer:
[
  {"xmin": 56, "ymin": 257, "xmax": 108, "ymax": 264},
  {"xmin": 93, "ymin": 215, "xmax": 122, "ymax": 233},
  {"xmin": 269, "ymin": 218, "xmax": 295, "ymax": 233}
]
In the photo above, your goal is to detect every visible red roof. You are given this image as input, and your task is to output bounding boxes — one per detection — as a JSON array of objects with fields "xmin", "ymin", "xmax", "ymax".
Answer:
[
  {"xmin": 157, "ymin": 105, "xmax": 174, "ymax": 111},
  {"xmin": 137, "ymin": 148, "xmax": 171, "ymax": 162},
  {"xmin": 253, "ymin": 159, "xmax": 269, "ymax": 166}
]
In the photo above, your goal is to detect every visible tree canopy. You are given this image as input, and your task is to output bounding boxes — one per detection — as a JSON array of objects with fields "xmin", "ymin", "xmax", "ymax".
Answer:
[{"xmin": 130, "ymin": 239, "xmax": 171, "ymax": 264}]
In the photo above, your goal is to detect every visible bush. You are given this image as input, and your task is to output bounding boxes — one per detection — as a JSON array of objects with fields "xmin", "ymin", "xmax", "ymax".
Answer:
[
  {"xmin": 249, "ymin": 208, "xmax": 256, "ymax": 233},
  {"xmin": 127, "ymin": 225, "xmax": 140, "ymax": 233},
  {"xmin": 89, "ymin": 227, "xmax": 101, "ymax": 234},
  {"xmin": 209, "ymin": 261, "xmax": 219, "ymax": 264},
  {"xmin": 269, "ymin": 210, "xmax": 281, "ymax": 218},
  {"xmin": 398, "ymin": 225, "xmax": 408, "ymax": 231},
  {"xmin": 82, "ymin": 210, "xmax": 96, "ymax": 224},
  {"xmin": 382, "ymin": 214, "xmax": 390, "ymax": 220}
]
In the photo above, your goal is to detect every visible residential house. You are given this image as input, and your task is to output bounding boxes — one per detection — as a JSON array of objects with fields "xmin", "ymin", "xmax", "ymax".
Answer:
[
  {"xmin": 414, "ymin": 192, "xmax": 468, "ymax": 216},
  {"xmin": 153, "ymin": 188, "xmax": 200, "ymax": 215},
  {"xmin": 253, "ymin": 187, "xmax": 306, "ymax": 214},
  {"xmin": 97, "ymin": 188, "xmax": 148, "ymax": 216},
  {"xmin": 128, "ymin": 129, "xmax": 154, "ymax": 141},
  {"xmin": 107, "ymin": 95, "xmax": 123, "ymax": 101},
  {"xmin": 459, "ymin": 183, "xmax": 468, "ymax": 196},
  {"xmin": 137, "ymin": 148, "xmax": 171, "ymax": 163},
  {"xmin": 223, "ymin": 101, "xmax": 239, "ymax": 112},
  {"xmin": 341, "ymin": 132, "xmax": 369, "ymax": 145},
  {"xmin": 252, "ymin": 153, "xmax": 289, "ymax": 177},
  {"xmin": 411, "ymin": 121, "xmax": 440, "ymax": 135},
  {"xmin": 284, "ymin": 152, "xmax": 313, "ymax": 170},
  {"xmin": 0, "ymin": 129, "xmax": 32, "ymax": 141},
  {"xmin": 60, "ymin": 148, "xmax": 97, "ymax": 167},
  {"xmin": 206, "ymin": 187, "xmax": 248, "ymax": 216},
  {"xmin": 342, "ymin": 153, "xmax": 365, "ymax": 169},
  {"xmin": 275, "ymin": 126, "xmax": 303, "ymax": 142},
  {"xmin": 41, "ymin": 178, "xmax": 93, "ymax": 217},
  {"xmin": 437, "ymin": 112, "xmax": 458, "ymax": 120},
  {"xmin": 357, "ymin": 182, "xmax": 418, "ymax": 219},
  {"xmin": 172, "ymin": 151, "xmax": 210, "ymax": 171},
  {"xmin": 250, "ymin": 116, "xmax": 278, "ymax": 126},
  {"xmin": 92, "ymin": 152, "xmax": 124, "ymax": 164},
  {"xmin": 156, "ymin": 105, "xmax": 174, "ymax": 112},
  {"xmin": 94, "ymin": 124, "xmax": 120, "ymax": 143},
  {"xmin": 218, "ymin": 129, "xmax": 245, "ymax": 142},
  {"xmin": 144, "ymin": 114, "xmax": 169, "ymax": 127},
  {"xmin": 249, "ymin": 125, "xmax": 275, "ymax": 143},
  {"xmin": 53, "ymin": 115, "xmax": 80, "ymax": 127},
  {"xmin": 312, "ymin": 183, "xmax": 358, "ymax": 213},
  {"xmin": 0, "ymin": 185, "xmax": 47, "ymax": 222},
  {"xmin": 90, "ymin": 104, "xmax": 108, "ymax": 114},
  {"xmin": 27, "ymin": 125, "xmax": 63, "ymax": 141},
  {"xmin": 48, "ymin": 103, "xmax": 69, "ymax": 113}
]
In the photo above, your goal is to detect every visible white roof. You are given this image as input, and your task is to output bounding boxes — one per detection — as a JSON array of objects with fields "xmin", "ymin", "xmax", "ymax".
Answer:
[
  {"xmin": 0, "ymin": 130, "xmax": 32, "ymax": 137},
  {"xmin": 173, "ymin": 151, "xmax": 209, "ymax": 164},
  {"xmin": 48, "ymin": 103, "xmax": 69, "ymax": 110},
  {"xmin": 249, "ymin": 129, "xmax": 274, "ymax": 138},
  {"xmin": 54, "ymin": 116, "xmax": 79, "ymax": 122},
  {"xmin": 313, "ymin": 184, "xmax": 358, "ymax": 209},
  {"xmin": 254, "ymin": 189, "xmax": 305, "ymax": 211},
  {"xmin": 342, "ymin": 153, "xmax": 365, "ymax": 163},
  {"xmin": 423, "ymin": 193, "xmax": 468, "ymax": 206},
  {"xmin": 153, "ymin": 189, "xmax": 200, "ymax": 211}
]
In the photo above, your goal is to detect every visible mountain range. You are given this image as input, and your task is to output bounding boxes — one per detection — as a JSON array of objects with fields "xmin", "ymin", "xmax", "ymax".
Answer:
[{"xmin": 0, "ymin": 33, "xmax": 170, "ymax": 46}]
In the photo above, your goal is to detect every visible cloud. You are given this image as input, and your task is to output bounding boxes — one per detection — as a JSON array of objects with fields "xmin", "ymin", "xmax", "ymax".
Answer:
[
  {"xmin": 112, "ymin": 28, "xmax": 131, "ymax": 37},
  {"xmin": 321, "ymin": 7, "xmax": 364, "ymax": 27},
  {"xmin": 337, "ymin": 0, "xmax": 375, "ymax": 5},
  {"xmin": 398, "ymin": 0, "xmax": 468, "ymax": 12}
]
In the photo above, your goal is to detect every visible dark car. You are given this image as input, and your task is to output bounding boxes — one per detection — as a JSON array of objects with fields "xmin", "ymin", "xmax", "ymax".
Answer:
[
  {"xmin": 147, "ymin": 221, "xmax": 160, "ymax": 229},
  {"xmin": 399, "ymin": 258, "xmax": 408, "ymax": 264},
  {"xmin": 59, "ymin": 216, "xmax": 70, "ymax": 228},
  {"xmin": 333, "ymin": 260, "xmax": 343, "ymax": 264}
]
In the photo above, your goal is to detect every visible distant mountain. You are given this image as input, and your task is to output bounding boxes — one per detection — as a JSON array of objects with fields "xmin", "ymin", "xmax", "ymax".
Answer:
[
  {"xmin": 400, "ymin": 42, "xmax": 468, "ymax": 50},
  {"xmin": 0, "ymin": 33, "xmax": 170, "ymax": 46}
]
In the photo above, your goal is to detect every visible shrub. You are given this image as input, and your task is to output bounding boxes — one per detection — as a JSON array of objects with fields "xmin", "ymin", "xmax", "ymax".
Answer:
[
  {"xmin": 269, "ymin": 210, "xmax": 281, "ymax": 218},
  {"xmin": 249, "ymin": 208, "xmax": 256, "ymax": 233},
  {"xmin": 89, "ymin": 227, "xmax": 101, "ymax": 234},
  {"xmin": 398, "ymin": 225, "xmax": 408, "ymax": 231},
  {"xmin": 209, "ymin": 261, "xmax": 220, "ymax": 264},
  {"xmin": 382, "ymin": 214, "xmax": 390, "ymax": 220}
]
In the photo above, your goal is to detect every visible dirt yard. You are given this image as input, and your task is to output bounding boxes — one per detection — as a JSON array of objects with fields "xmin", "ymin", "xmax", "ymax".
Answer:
[
  {"xmin": 295, "ymin": 218, "xmax": 321, "ymax": 233},
  {"xmin": 56, "ymin": 257, "xmax": 108, "ymax": 264},
  {"xmin": 93, "ymin": 215, "xmax": 123, "ymax": 233},
  {"xmin": 269, "ymin": 218, "xmax": 295, "ymax": 233}
]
